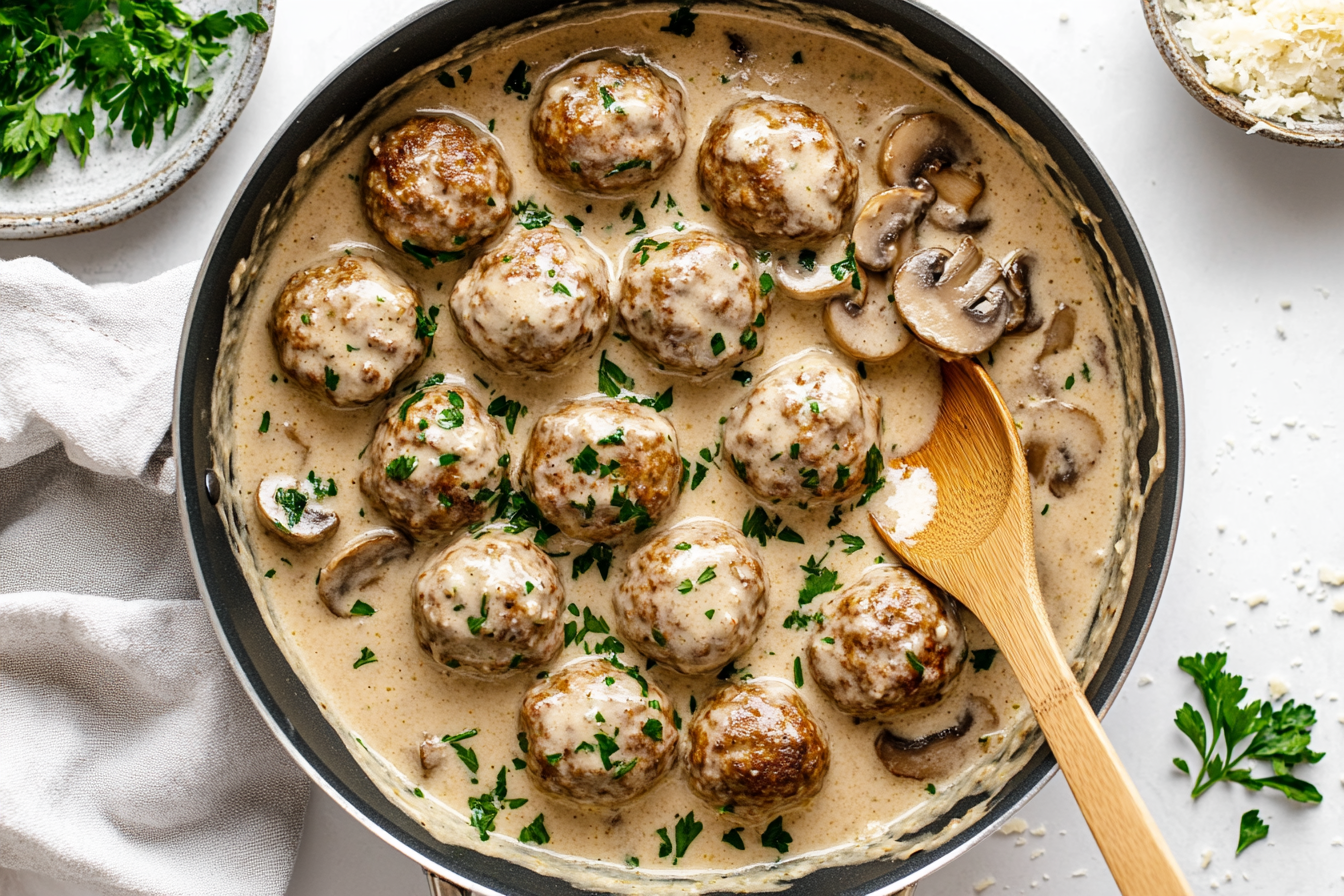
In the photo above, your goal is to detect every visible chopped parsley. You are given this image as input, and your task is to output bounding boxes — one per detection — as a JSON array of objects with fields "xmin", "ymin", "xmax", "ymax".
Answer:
[
  {"xmin": 323, "ymin": 366, "xmax": 339, "ymax": 392},
  {"xmin": 793, "ymin": 656, "xmax": 803, "ymax": 687},
  {"xmin": 797, "ymin": 248, "xmax": 817, "ymax": 270},
  {"xmin": 385, "ymin": 454, "xmax": 418, "ymax": 481},
  {"xmin": 503, "ymin": 60, "xmax": 532, "ymax": 99},
  {"xmin": 798, "ymin": 554, "xmax": 841, "ymax": 605},
  {"xmin": 829, "ymin": 241, "xmax": 861, "ymax": 289},
  {"xmin": 839, "ymin": 533, "xmax": 865, "ymax": 553},
  {"xmin": 486, "ymin": 394, "xmax": 526, "ymax": 434},
  {"xmin": 258, "ymin": 411, "xmax": 270, "ymax": 433},
  {"xmin": 607, "ymin": 158, "xmax": 652, "ymax": 177},
  {"xmin": 971, "ymin": 648, "xmax": 997, "ymax": 672},
  {"xmin": 642, "ymin": 718, "xmax": 664, "ymax": 741},
  {"xmin": 349, "ymin": 600, "xmax": 375, "ymax": 617},
  {"xmin": 273, "ymin": 487, "xmax": 306, "ymax": 529},
  {"xmin": 783, "ymin": 610, "xmax": 824, "ymax": 630},
  {"xmin": 905, "ymin": 650, "xmax": 926, "ymax": 676},
  {"xmin": 511, "ymin": 198, "xmax": 552, "ymax": 229},
  {"xmin": 564, "ymin": 214, "xmax": 584, "ymax": 233},
  {"xmin": 519, "ymin": 813, "xmax": 550, "ymax": 845},
  {"xmin": 402, "ymin": 241, "xmax": 464, "ymax": 268},
  {"xmin": 760, "ymin": 816, "xmax": 793, "ymax": 853},
  {"xmin": 571, "ymin": 543, "xmax": 615, "ymax": 581},
  {"xmin": 353, "ymin": 647, "xmax": 377, "ymax": 669},
  {"xmin": 660, "ymin": 1, "xmax": 698, "ymax": 37},
  {"xmin": 759, "ymin": 272, "xmax": 774, "ymax": 295}
]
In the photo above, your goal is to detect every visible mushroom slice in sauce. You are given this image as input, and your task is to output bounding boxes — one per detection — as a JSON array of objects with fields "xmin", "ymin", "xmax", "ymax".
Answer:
[
  {"xmin": 256, "ymin": 474, "xmax": 338, "ymax": 547},
  {"xmin": 317, "ymin": 527, "xmax": 412, "ymax": 617},
  {"xmin": 880, "ymin": 112, "xmax": 987, "ymax": 233},
  {"xmin": 852, "ymin": 181, "xmax": 935, "ymax": 271},
  {"xmin": 772, "ymin": 238, "xmax": 862, "ymax": 303},
  {"xmin": 1000, "ymin": 249, "xmax": 1042, "ymax": 334},
  {"xmin": 825, "ymin": 268, "xmax": 913, "ymax": 362},
  {"xmin": 419, "ymin": 735, "xmax": 452, "ymax": 771},
  {"xmin": 1038, "ymin": 302, "xmax": 1077, "ymax": 358},
  {"xmin": 1017, "ymin": 399, "xmax": 1105, "ymax": 498},
  {"xmin": 924, "ymin": 168, "xmax": 987, "ymax": 233},
  {"xmin": 892, "ymin": 236, "xmax": 1005, "ymax": 357},
  {"xmin": 879, "ymin": 112, "xmax": 972, "ymax": 187},
  {"xmin": 875, "ymin": 695, "xmax": 999, "ymax": 781}
]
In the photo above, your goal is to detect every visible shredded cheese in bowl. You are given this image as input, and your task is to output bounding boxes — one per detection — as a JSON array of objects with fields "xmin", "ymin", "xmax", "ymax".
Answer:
[{"xmin": 1163, "ymin": 0, "xmax": 1344, "ymax": 122}]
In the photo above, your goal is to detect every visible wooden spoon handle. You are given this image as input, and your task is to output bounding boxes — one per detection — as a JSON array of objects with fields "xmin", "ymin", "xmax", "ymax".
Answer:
[{"xmin": 994, "ymin": 593, "xmax": 1192, "ymax": 896}]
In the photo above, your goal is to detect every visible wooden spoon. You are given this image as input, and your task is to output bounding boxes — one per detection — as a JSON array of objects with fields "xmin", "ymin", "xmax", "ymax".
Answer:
[{"xmin": 869, "ymin": 357, "xmax": 1190, "ymax": 896}]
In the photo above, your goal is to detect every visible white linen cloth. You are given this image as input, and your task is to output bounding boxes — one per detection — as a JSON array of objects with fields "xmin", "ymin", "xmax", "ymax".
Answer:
[{"xmin": 0, "ymin": 258, "xmax": 309, "ymax": 896}]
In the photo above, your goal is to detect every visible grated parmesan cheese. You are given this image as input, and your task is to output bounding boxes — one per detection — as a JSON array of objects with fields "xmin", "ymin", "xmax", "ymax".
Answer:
[{"xmin": 1163, "ymin": 0, "xmax": 1344, "ymax": 122}]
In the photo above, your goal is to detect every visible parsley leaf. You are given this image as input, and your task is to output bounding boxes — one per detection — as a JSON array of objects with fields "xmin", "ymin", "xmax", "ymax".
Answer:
[
  {"xmin": 839, "ymin": 533, "xmax": 865, "ymax": 553},
  {"xmin": 503, "ymin": 60, "xmax": 531, "ymax": 99},
  {"xmin": 486, "ymin": 394, "xmax": 526, "ymax": 434},
  {"xmin": 761, "ymin": 816, "xmax": 792, "ymax": 853},
  {"xmin": 671, "ymin": 811, "xmax": 703, "ymax": 864},
  {"xmin": 353, "ymin": 647, "xmax": 377, "ymax": 669},
  {"xmin": 798, "ymin": 554, "xmax": 841, "ymax": 605},
  {"xmin": 1237, "ymin": 809, "xmax": 1269, "ymax": 855},
  {"xmin": 660, "ymin": 2, "xmax": 698, "ymax": 37},
  {"xmin": 273, "ymin": 487, "xmax": 307, "ymax": 529},
  {"xmin": 571, "ymin": 543, "xmax": 614, "ymax": 581},
  {"xmin": 1173, "ymin": 651, "xmax": 1324, "ymax": 807},
  {"xmin": 519, "ymin": 813, "xmax": 550, "ymax": 845},
  {"xmin": 511, "ymin": 198, "xmax": 552, "ymax": 229},
  {"xmin": 971, "ymin": 648, "xmax": 997, "ymax": 672}
]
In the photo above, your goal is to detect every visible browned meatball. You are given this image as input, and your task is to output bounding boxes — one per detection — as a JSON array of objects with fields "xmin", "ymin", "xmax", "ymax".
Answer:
[
  {"xmin": 723, "ymin": 351, "xmax": 882, "ymax": 505},
  {"xmin": 531, "ymin": 59, "xmax": 686, "ymax": 195},
  {"xmin": 359, "ymin": 383, "xmax": 508, "ymax": 540},
  {"xmin": 363, "ymin": 116, "xmax": 512, "ymax": 255},
  {"xmin": 519, "ymin": 657, "xmax": 678, "ymax": 805},
  {"xmin": 617, "ymin": 232, "xmax": 768, "ymax": 378},
  {"xmin": 270, "ymin": 255, "xmax": 426, "ymax": 408},
  {"xmin": 808, "ymin": 565, "xmax": 967, "ymax": 716},
  {"xmin": 613, "ymin": 519, "xmax": 769, "ymax": 674},
  {"xmin": 413, "ymin": 532, "xmax": 564, "ymax": 675},
  {"xmin": 448, "ymin": 225, "xmax": 612, "ymax": 374},
  {"xmin": 686, "ymin": 679, "xmax": 829, "ymax": 820},
  {"xmin": 697, "ymin": 98, "xmax": 857, "ymax": 242},
  {"xmin": 522, "ymin": 398, "xmax": 681, "ymax": 543}
]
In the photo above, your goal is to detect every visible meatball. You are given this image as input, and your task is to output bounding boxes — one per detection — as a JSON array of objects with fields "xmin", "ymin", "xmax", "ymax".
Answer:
[
  {"xmin": 359, "ymin": 383, "xmax": 508, "ymax": 540},
  {"xmin": 531, "ymin": 59, "xmax": 686, "ymax": 195},
  {"xmin": 808, "ymin": 565, "xmax": 967, "ymax": 715},
  {"xmin": 723, "ymin": 351, "xmax": 881, "ymax": 505},
  {"xmin": 520, "ymin": 656, "xmax": 679, "ymax": 805},
  {"xmin": 413, "ymin": 532, "xmax": 564, "ymax": 674},
  {"xmin": 686, "ymin": 679, "xmax": 829, "ymax": 820},
  {"xmin": 697, "ymin": 97, "xmax": 857, "ymax": 242},
  {"xmin": 363, "ymin": 116, "xmax": 512, "ymax": 254},
  {"xmin": 448, "ymin": 225, "xmax": 611, "ymax": 374},
  {"xmin": 522, "ymin": 398, "xmax": 681, "ymax": 543},
  {"xmin": 617, "ymin": 232, "xmax": 767, "ymax": 378},
  {"xmin": 270, "ymin": 255, "xmax": 426, "ymax": 408},
  {"xmin": 613, "ymin": 519, "xmax": 769, "ymax": 674}
]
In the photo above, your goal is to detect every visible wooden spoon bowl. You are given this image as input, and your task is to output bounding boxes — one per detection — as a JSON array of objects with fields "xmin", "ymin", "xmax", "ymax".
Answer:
[{"xmin": 871, "ymin": 357, "xmax": 1191, "ymax": 896}]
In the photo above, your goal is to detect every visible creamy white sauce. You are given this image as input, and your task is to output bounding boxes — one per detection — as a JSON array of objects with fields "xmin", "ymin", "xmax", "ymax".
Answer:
[{"xmin": 209, "ymin": 2, "xmax": 1159, "ymax": 892}]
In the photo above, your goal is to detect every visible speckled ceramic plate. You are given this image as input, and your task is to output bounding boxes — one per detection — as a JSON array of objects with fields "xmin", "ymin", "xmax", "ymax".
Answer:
[
  {"xmin": 0, "ymin": 0, "xmax": 275, "ymax": 240},
  {"xmin": 1142, "ymin": 0, "xmax": 1344, "ymax": 147}
]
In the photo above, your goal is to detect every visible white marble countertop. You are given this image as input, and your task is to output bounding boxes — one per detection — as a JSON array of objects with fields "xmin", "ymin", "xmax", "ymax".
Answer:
[{"xmin": 6, "ymin": 1, "xmax": 1342, "ymax": 894}]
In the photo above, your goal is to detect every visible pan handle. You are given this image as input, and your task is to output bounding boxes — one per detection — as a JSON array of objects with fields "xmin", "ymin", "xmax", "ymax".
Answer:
[{"xmin": 427, "ymin": 869, "xmax": 916, "ymax": 895}]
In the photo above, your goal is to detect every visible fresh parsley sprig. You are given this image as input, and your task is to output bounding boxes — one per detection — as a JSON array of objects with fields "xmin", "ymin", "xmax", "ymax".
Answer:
[
  {"xmin": 1173, "ymin": 651, "xmax": 1323, "ymax": 804},
  {"xmin": 1, "ymin": 1, "xmax": 268, "ymax": 181}
]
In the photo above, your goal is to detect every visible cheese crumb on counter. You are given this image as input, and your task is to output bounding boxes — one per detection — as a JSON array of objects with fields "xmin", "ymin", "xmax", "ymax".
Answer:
[
  {"xmin": 1163, "ymin": 0, "xmax": 1344, "ymax": 122},
  {"xmin": 998, "ymin": 817, "xmax": 1029, "ymax": 835},
  {"xmin": 1268, "ymin": 676, "xmax": 1291, "ymax": 700},
  {"xmin": 1320, "ymin": 564, "xmax": 1344, "ymax": 586},
  {"xmin": 973, "ymin": 877, "xmax": 996, "ymax": 893}
]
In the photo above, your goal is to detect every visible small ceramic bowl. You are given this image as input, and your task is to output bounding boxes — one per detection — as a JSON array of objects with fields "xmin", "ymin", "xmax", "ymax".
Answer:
[
  {"xmin": 1142, "ymin": 0, "xmax": 1344, "ymax": 147},
  {"xmin": 0, "ymin": 0, "xmax": 276, "ymax": 239}
]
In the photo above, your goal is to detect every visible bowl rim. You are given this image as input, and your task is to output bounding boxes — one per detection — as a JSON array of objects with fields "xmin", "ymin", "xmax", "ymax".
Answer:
[
  {"xmin": 0, "ymin": 0, "xmax": 277, "ymax": 240},
  {"xmin": 1141, "ymin": 0, "xmax": 1344, "ymax": 148},
  {"xmin": 173, "ymin": 1, "xmax": 1187, "ymax": 893}
]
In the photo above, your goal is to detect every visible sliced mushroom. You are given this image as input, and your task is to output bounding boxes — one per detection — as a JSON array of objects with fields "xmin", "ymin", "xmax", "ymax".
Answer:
[
  {"xmin": 420, "ymin": 735, "xmax": 451, "ymax": 771},
  {"xmin": 852, "ymin": 180, "xmax": 935, "ymax": 270},
  {"xmin": 1017, "ymin": 399, "xmax": 1105, "ymax": 498},
  {"xmin": 925, "ymin": 168, "xmax": 986, "ymax": 233},
  {"xmin": 999, "ymin": 249, "xmax": 1042, "ymax": 334},
  {"xmin": 317, "ymin": 527, "xmax": 412, "ymax": 617},
  {"xmin": 880, "ymin": 112, "xmax": 972, "ymax": 187},
  {"xmin": 892, "ymin": 236, "xmax": 1005, "ymax": 357},
  {"xmin": 256, "ymin": 474, "xmax": 339, "ymax": 546},
  {"xmin": 876, "ymin": 696, "xmax": 999, "ymax": 780},
  {"xmin": 825, "ymin": 270, "xmax": 912, "ymax": 362},
  {"xmin": 1038, "ymin": 302, "xmax": 1076, "ymax": 358},
  {"xmin": 772, "ymin": 238, "xmax": 862, "ymax": 303}
]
